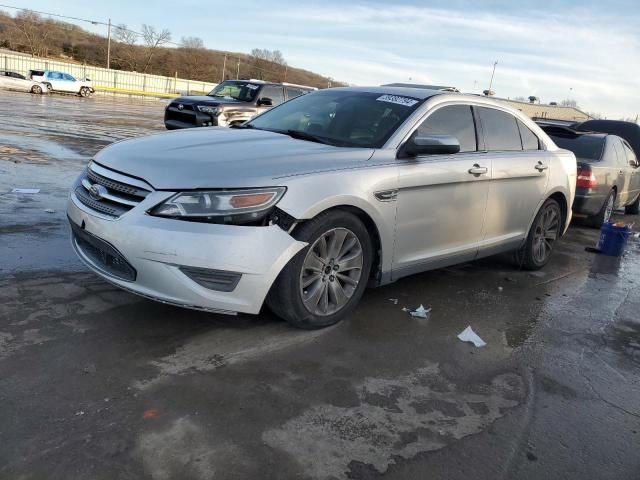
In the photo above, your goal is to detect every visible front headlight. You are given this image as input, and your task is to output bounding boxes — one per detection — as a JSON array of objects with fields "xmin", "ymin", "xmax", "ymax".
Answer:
[
  {"xmin": 149, "ymin": 187, "xmax": 286, "ymax": 224},
  {"xmin": 197, "ymin": 105, "xmax": 220, "ymax": 114}
]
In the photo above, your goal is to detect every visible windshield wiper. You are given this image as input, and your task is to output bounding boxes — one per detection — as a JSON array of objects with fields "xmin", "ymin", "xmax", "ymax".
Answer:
[
  {"xmin": 283, "ymin": 129, "xmax": 333, "ymax": 145},
  {"xmin": 230, "ymin": 123, "xmax": 255, "ymax": 129}
]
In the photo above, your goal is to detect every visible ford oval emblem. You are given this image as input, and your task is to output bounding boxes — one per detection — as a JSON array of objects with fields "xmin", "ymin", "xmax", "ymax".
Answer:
[
  {"xmin": 88, "ymin": 183, "xmax": 108, "ymax": 200},
  {"xmin": 178, "ymin": 103, "xmax": 184, "ymax": 110}
]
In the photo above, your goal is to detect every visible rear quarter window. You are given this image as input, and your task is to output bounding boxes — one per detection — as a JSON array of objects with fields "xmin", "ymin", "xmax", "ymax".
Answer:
[{"xmin": 477, "ymin": 107, "xmax": 523, "ymax": 151}]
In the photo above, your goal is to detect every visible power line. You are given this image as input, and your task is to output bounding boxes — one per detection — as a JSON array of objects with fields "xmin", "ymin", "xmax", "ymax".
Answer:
[{"xmin": 0, "ymin": 3, "xmax": 288, "ymax": 77}]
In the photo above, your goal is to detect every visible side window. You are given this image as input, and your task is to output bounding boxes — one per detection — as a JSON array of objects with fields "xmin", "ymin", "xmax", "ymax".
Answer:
[
  {"xmin": 285, "ymin": 86, "xmax": 305, "ymax": 100},
  {"xmin": 63, "ymin": 74, "xmax": 75, "ymax": 81},
  {"xmin": 611, "ymin": 139, "xmax": 626, "ymax": 166},
  {"xmin": 416, "ymin": 105, "xmax": 477, "ymax": 152},
  {"xmin": 478, "ymin": 107, "xmax": 523, "ymax": 151},
  {"xmin": 516, "ymin": 120, "xmax": 540, "ymax": 150},
  {"xmin": 50, "ymin": 72, "xmax": 63, "ymax": 80},
  {"xmin": 259, "ymin": 86, "xmax": 285, "ymax": 105}
]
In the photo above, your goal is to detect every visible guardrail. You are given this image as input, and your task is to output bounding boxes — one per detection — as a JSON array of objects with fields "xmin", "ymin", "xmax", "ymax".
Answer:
[{"xmin": 1, "ymin": 51, "xmax": 217, "ymax": 97}]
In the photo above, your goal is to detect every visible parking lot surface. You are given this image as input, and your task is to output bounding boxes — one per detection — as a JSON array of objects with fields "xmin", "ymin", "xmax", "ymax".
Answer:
[{"xmin": 1, "ymin": 91, "xmax": 639, "ymax": 480}]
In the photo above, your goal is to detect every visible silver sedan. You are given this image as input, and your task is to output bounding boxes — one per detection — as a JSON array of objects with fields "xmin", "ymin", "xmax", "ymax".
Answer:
[
  {"xmin": 0, "ymin": 70, "xmax": 48, "ymax": 94},
  {"xmin": 67, "ymin": 86, "xmax": 576, "ymax": 328}
]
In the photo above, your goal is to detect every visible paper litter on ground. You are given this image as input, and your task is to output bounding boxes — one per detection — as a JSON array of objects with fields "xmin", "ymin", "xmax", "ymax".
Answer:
[
  {"xmin": 408, "ymin": 304, "xmax": 431, "ymax": 318},
  {"xmin": 457, "ymin": 326, "xmax": 486, "ymax": 347},
  {"xmin": 11, "ymin": 188, "xmax": 40, "ymax": 194},
  {"xmin": 388, "ymin": 298, "xmax": 399, "ymax": 305}
]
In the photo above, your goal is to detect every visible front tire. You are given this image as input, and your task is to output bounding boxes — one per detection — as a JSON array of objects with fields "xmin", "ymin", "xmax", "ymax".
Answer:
[
  {"xmin": 79, "ymin": 87, "xmax": 90, "ymax": 97},
  {"xmin": 267, "ymin": 210, "xmax": 373, "ymax": 329},
  {"xmin": 625, "ymin": 194, "xmax": 639, "ymax": 215},
  {"xmin": 515, "ymin": 198, "xmax": 562, "ymax": 270},
  {"xmin": 31, "ymin": 85, "xmax": 42, "ymax": 94}
]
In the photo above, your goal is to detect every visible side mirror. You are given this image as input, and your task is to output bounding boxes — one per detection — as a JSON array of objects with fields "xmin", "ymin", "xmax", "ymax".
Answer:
[
  {"xmin": 257, "ymin": 97, "xmax": 273, "ymax": 106},
  {"xmin": 402, "ymin": 133, "xmax": 461, "ymax": 157},
  {"xmin": 631, "ymin": 159, "xmax": 639, "ymax": 168}
]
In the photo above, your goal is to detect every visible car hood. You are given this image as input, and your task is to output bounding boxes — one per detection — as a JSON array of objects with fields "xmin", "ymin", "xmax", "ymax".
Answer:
[
  {"xmin": 93, "ymin": 128, "xmax": 375, "ymax": 190},
  {"xmin": 170, "ymin": 96, "xmax": 244, "ymax": 106}
]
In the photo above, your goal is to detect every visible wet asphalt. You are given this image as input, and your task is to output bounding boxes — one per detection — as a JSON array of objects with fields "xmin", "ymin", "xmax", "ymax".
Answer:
[{"xmin": 1, "ymin": 90, "xmax": 639, "ymax": 480}]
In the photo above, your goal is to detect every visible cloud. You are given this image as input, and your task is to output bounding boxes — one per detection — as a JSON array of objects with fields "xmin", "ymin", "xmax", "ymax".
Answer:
[{"xmin": 258, "ymin": 2, "xmax": 640, "ymax": 118}]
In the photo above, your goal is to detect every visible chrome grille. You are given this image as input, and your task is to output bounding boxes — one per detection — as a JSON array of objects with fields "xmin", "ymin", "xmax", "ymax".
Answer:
[{"xmin": 74, "ymin": 165, "xmax": 152, "ymax": 219}]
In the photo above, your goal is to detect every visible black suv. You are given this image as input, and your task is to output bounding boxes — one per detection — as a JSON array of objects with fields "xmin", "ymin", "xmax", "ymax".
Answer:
[{"xmin": 164, "ymin": 80, "xmax": 315, "ymax": 129}]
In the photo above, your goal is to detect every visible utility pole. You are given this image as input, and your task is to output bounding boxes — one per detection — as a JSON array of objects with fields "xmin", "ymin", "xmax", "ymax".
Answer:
[
  {"xmin": 221, "ymin": 54, "xmax": 227, "ymax": 83},
  {"xmin": 488, "ymin": 60, "xmax": 498, "ymax": 92},
  {"xmin": 106, "ymin": 18, "xmax": 112, "ymax": 69},
  {"xmin": 236, "ymin": 58, "xmax": 240, "ymax": 79}
]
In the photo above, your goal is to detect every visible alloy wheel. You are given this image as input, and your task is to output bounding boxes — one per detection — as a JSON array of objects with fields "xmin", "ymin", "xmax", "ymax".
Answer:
[
  {"xmin": 603, "ymin": 194, "xmax": 614, "ymax": 223},
  {"xmin": 532, "ymin": 205, "xmax": 560, "ymax": 264},
  {"xmin": 300, "ymin": 227, "xmax": 363, "ymax": 316}
]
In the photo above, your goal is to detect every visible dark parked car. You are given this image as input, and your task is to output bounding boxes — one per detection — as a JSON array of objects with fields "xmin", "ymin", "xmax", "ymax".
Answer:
[
  {"xmin": 542, "ymin": 125, "xmax": 640, "ymax": 226},
  {"xmin": 164, "ymin": 80, "xmax": 315, "ymax": 130},
  {"xmin": 575, "ymin": 119, "xmax": 640, "ymax": 160}
]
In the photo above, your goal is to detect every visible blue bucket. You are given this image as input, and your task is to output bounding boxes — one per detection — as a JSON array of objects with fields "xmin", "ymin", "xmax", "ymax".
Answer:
[{"xmin": 597, "ymin": 222, "xmax": 632, "ymax": 256}]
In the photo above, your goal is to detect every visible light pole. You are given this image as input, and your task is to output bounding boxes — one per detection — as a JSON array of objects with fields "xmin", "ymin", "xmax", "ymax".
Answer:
[
  {"xmin": 106, "ymin": 18, "xmax": 112, "ymax": 69},
  {"xmin": 488, "ymin": 60, "xmax": 498, "ymax": 92},
  {"xmin": 221, "ymin": 54, "xmax": 227, "ymax": 83}
]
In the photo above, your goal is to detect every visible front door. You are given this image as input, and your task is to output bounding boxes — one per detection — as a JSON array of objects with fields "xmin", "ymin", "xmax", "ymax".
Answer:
[
  {"xmin": 393, "ymin": 104, "xmax": 490, "ymax": 278},
  {"xmin": 477, "ymin": 107, "xmax": 550, "ymax": 252}
]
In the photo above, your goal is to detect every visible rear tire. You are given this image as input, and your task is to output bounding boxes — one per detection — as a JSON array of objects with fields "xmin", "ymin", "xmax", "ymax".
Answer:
[
  {"xmin": 514, "ymin": 198, "xmax": 562, "ymax": 270},
  {"xmin": 625, "ymin": 195, "xmax": 639, "ymax": 215},
  {"xmin": 31, "ymin": 85, "xmax": 42, "ymax": 94},
  {"xmin": 587, "ymin": 189, "xmax": 615, "ymax": 228},
  {"xmin": 266, "ymin": 210, "xmax": 372, "ymax": 329},
  {"xmin": 43, "ymin": 82, "xmax": 52, "ymax": 92}
]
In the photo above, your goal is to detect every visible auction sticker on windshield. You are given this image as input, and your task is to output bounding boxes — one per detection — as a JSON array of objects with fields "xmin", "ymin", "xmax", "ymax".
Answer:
[
  {"xmin": 376, "ymin": 94, "xmax": 419, "ymax": 107},
  {"xmin": 245, "ymin": 84, "xmax": 259, "ymax": 90}
]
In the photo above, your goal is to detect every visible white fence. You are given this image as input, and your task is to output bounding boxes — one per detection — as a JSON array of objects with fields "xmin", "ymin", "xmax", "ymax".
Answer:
[{"xmin": 1, "ymin": 51, "xmax": 217, "ymax": 97}]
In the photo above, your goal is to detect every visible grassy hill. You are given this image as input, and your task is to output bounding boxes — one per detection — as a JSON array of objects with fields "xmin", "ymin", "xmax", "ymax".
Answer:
[{"xmin": 0, "ymin": 10, "xmax": 344, "ymax": 88}]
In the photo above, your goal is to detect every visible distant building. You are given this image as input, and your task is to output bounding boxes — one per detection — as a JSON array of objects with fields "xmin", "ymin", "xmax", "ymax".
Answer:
[{"xmin": 497, "ymin": 97, "xmax": 591, "ymax": 122}]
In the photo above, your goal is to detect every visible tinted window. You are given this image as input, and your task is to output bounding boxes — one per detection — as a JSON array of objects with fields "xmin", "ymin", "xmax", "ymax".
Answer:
[
  {"xmin": 550, "ymin": 135, "xmax": 604, "ymax": 161},
  {"xmin": 260, "ymin": 85, "xmax": 285, "ymax": 105},
  {"xmin": 417, "ymin": 105, "xmax": 477, "ymax": 152},
  {"xmin": 517, "ymin": 120, "xmax": 540, "ymax": 150},
  {"xmin": 285, "ymin": 86, "xmax": 305, "ymax": 99},
  {"xmin": 63, "ymin": 74, "xmax": 75, "ymax": 81},
  {"xmin": 610, "ymin": 139, "xmax": 626, "ymax": 166},
  {"xmin": 478, "ymin": 107, "xmax": 522, "ymax": 151},
  {"xmin": 49, "ymin": 72, "xmax": 63, "ymax": 80},
  {"xmin": 208, "ymin": 80, "xmax": 260, "ymax": 101}
]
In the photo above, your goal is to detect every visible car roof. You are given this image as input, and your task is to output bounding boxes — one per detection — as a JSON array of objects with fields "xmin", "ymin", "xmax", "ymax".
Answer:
[{"xmin": 323, "ymin": 86, "xmax": 445, "ymax": 100}]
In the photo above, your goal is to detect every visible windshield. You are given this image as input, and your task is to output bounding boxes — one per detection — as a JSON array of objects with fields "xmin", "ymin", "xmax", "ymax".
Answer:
[
  {"xmin": 246, "ymin": 90, "xmax": 424, "ymax": 148},
  {"xmin": 551, "ymin": 135, "xmax": 604, "ymax": 161},
  {"xmin": 208, "ymin": 80, "xmax": 260, "ymax": 101}
]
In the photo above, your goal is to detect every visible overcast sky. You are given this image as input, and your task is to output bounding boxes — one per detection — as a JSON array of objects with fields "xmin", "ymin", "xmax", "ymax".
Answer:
[{"xmin": 14, "ymin": 0, "xmax": 640, "ymax": 119}]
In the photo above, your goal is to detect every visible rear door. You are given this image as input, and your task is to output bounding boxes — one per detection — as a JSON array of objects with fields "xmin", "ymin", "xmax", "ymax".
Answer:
[
  {"xmin": 393, "ymin": 103, "xmax": 491, "ymax": 276},
  {"xmin": 258, "ymin": 85, "xmax": 285, "ymax": 110},
  {"xmin": 62, "ymin": 73, "xmax": 78, "ymax": 92},
  {"xmin": 611, "ymin": 138, "xmax": 631, "ymax": 205},
  {"xmin": 46, "ymin": 72, "xmax": 65, "ymax": 91},
  {"xmin": 478, "ymin": 107, "xmax": 550, "ymax": 253}
]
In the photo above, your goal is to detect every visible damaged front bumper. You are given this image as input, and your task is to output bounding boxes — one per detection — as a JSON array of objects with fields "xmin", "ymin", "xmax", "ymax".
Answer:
[{"xmin": 67, "ymin": 193, "xmax": 307, "ymax": 315}]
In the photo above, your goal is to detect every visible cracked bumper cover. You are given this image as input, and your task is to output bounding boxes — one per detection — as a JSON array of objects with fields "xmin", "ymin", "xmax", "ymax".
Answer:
[{"xmin": 67, "ymin": 194, "xmax": 307, "ymax": 315}]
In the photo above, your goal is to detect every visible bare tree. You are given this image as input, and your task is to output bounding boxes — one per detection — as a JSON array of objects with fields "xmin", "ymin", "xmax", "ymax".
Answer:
[
  {"xmin": 181, "ymin": 36, "xmax": 204, "ymax": 49},
  {"xmin": 112, "ymin": 24, "xmax": 139, "ymax": 71},
  {"xmin": 248, "ymin": 48, "xmax": 287, "ymax": 80},
  {"xmin": 141, "ymin": 24, "xmax": 171, "ymax": 73},
  {"xmin": 177, "ymin": 36, "xmax": 213, "ymax": 80},
  {"xmin": 11, "ymin": 10, "xmax": 52, "ymax": 57}
]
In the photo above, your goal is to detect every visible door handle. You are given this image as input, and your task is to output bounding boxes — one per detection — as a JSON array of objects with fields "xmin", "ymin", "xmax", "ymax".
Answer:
[
  {"xmin": 468, "ymin": 164, "xmax": 488, "ymax": 176},
  {"xmin": 535, "ymin": 162, "xmax": 548, "ymax": 172}
]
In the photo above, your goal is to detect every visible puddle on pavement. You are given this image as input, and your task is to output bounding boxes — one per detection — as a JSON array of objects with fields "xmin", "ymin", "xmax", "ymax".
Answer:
[{"xmin": 0, "ymin": 133, "xmax": 86, "ymax": 162}]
